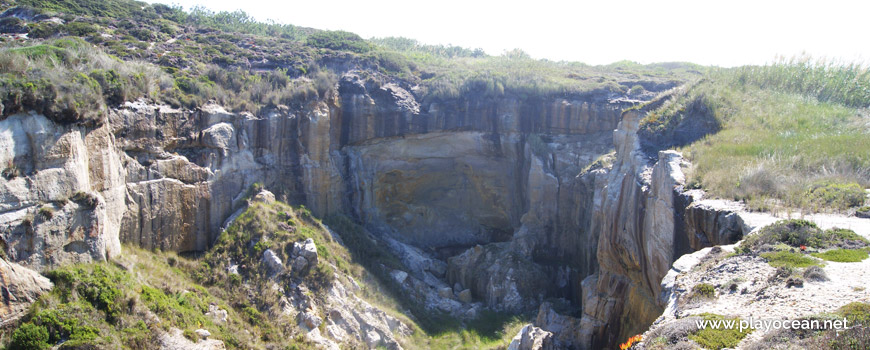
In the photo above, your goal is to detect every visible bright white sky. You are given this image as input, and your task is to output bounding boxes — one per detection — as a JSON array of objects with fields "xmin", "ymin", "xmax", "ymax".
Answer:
[{"xmin": 146, "ymin": 0, "xmax": 869, "ymax": 67}]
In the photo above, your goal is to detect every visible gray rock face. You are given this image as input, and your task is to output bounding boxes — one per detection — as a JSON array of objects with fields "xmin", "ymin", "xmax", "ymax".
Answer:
[
  {"xmin": 508, "ymin": 324, "xmax": 554, "ymax": 350},
  {"xmin": 575, "ymin": 109, "xmax": 751, "ymax": 349},
  {"xmin": 293, "ymin": 238, "xmax": 318, "ymax": 265},
  {"xmin": 262, "ymin": 249, "xmax": 284, "ymax": 274},
  {"xmin": 0, "ymin": 113, "xmax": 123, "ymax": 271},
  {"xmin": 0, "ymin": 71, "xmax": 705, "ymax": 350},
  {"xmin": 447, "ymin": 243, "xmax": 549, "ymax": 312},
  {"xmin": 0, "ymin": 258, "xmax": 53, "ymax": 327},
  {"xmin": 684, "ymin": 199, "xmax": 749, "ymax": 250}
]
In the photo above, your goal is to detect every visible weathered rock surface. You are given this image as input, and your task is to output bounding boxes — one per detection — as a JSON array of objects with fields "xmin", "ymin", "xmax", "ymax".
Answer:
[
  {"xmin": 159, "ymin": 327, "xmax": 226, "ymax": 350},
  {"xmin": 0, "ymin": 258, "xmax": 52, "ymax": 327},
  {"xmin": 0, "ymin": 68, "xmax": 699, "ymax": 349},
  {"xmin": 573, "ymin": 108, "xmax": 753, "ymax": 349},
  {"xmin": 508, "ymin": 324, "xmax": 554, "ymax": 350}
]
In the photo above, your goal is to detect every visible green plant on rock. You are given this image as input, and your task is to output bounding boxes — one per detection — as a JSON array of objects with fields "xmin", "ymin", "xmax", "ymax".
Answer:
[{"xmin": 693, "ymin": 283, "xmax": 716, "ymax": 298}]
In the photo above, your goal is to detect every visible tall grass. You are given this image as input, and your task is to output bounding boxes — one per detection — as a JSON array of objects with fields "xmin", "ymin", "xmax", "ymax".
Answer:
[
  {"xmin": 735, "ymin": 56, "xmax": 870, "ymax": 108},
  {"xmin": 0, "ymin": 37, "xmax": 172, "ymax": 124},
  {"xmin": 644, "ymin": 61, "xmax": 870, "ymax": 213}
]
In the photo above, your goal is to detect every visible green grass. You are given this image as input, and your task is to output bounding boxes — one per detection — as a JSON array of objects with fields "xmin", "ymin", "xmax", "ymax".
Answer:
[
  {"xmin": 201, "ymin": 201, "xmax": 529, "ymax": 350},
  {"xmin": 638, "ymin": 60, "xmax": 870, "ymax": 213},
  {"xmin": 0, "ymin": 37, "xmax": 170, "ymax": 124},
  {"xmin": 811, "ymin": 249, "xmax": 869, "ymax": 263},
  {"xmin": 760, "ymin": 251, "xmax": 822, "ymax": 268},
  {"xmin": 0, "ymin": 0, "xmax": 703, "ymax": 116},
  {"xmin": 688, "ymin": 314, "xmax": 752, "ymax": 350},
  {"xmin": 734, "ymin": 56, "xmax": 870, "ymax": 109}
]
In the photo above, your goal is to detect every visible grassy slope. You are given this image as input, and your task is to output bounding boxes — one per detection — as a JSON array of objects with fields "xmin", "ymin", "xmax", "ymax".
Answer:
[
  {"xmin": 641, "ymin": 61, "xmax": 870, "ymax": 212},
  {"xmin": 3, "ymin": 201, "xmax": 526, "ymax": 350}
]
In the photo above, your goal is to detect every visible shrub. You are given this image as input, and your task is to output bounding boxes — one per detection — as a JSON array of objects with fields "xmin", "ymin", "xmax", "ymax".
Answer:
[
  {"xmin": 839, "ymin": 302, "xmax": 870, "ymax": 325},
  {"xmin": 38, "ymin": 206, "xmax": 55, "ymax": 219},
  {"xmin": 305, "ymin": 30, "xmax": 372, "ymax": 53},
  {"xmin": 63, "ymin": 22, "xmax": 98, "ymax": 36},
  {"xmin": 760, "ymin": 250, "xmax": 821, "ymax": 268},
  {"xmin": 803, "ymin": 266, "xmax": 829, "ymax": 281},
  {"xmin": 740, "ymin": 220, "xmax": 868, "ymax": 253},
  {"xmin": 629, "ymin": 84, "xmax": 645, "ymax": 96},
  {"xmin": 812, "ymin": 248, "xmax": 869, "ymax": 263},
  {"xmin": 45, "ymin": 265, "xmax": 126, "ymax": 322},
  {"xmin": 741, "ymin": 219, "xmax": 823, "ymax": 251},
  {"xmin": 71, "ymin": 191, "xmax": 99, "ymax": 209},
  {"xmin": 805, "ymin": 181, "xmax": 866, "ymax": 210},
  {"xmin": 823, "ymin": 228, "xmax": 870, "ymax": 248},
  {"xmin": 28, "ymin": 22, "xmax": 59, "ymax": 38},
  {"xmin": 692, "ymin": 283, "xmax": 716, "ymax": 298},
  {"xmin": 2, "ymin": 162, "xmax": 20, "ymax": 179},
  {"xmin": 688, "ymin": 314, "xmax": 752, "ymax": 349},
  {"xmin": 0, "ymin": 38, "xmax": 169, "ymax": 125},
  {"xmin": 646, "ymin": 316, "xmax": 702, "ymax": 345},
  {"xmin": 10, "ymin": 323, "xmax": 50, "ymax": 350}
]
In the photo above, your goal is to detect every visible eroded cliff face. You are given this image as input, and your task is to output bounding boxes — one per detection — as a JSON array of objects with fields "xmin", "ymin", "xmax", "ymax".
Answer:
[
  {"xmin": 0, "ymin": 70, "xmax": 729, "ymax": 349},
  {"xmin": 567, "ymin": 110, "xmax": 752, "ymax": 349}
]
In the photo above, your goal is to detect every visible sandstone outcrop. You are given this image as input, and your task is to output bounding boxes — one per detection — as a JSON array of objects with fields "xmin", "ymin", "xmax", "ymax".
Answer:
[
  {"xmin": 0, "ymin": 258, "xmax": 52, "ymax": 327},
  {"xmin": 0, "ymin": 66, "xmax": 712, "ymax": 349}
]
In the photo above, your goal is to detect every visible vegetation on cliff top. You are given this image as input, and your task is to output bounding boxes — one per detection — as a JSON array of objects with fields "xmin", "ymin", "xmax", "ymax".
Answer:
[
  {"xmin": 640, "ymin": 58, "xmax": 870, "ymax": 213},
  {"xmin": 0, "ymin": 0, "xmax": 702, "ymax": 122}
]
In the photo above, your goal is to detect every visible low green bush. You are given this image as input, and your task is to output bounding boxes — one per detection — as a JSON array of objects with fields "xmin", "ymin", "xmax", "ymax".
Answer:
[
  {"xmin": 305, "ymin": 30, "xmax": 372, "ymax": 53},
  {"xmin": 812, "ymin": 249, "xmax": 869, "ymax": 263},
  {"xmin": 741, "ymin": 219, "xmax": 822, "ymax": 251},
  {"xmin": 839, "ymin": 302, "xmax": 870, "ymax": 325},
  {"xmin": 38, "ymin": 206, "xmax": 54, "ymax": 219},
  {"xmin": 10, "ymin": 323, "xmax": 49, "ymax": 350},
  {"xmin": 760, "ymin": 250, "xmax": 821, "ymax": 268},
  {"xmin": 805, "ymin": 181, "xmax": 866, "ymax": 211},
  {"xmin": 688, "ymin": 314, "xmax": 752, "ymax": 349},
  {"xmin": 692, "ymin": 283, "xmax": 716, "ymax": 298},
  {"xmin": 741, "ymin": 220, "xmax": 869, "ymax": 254}
]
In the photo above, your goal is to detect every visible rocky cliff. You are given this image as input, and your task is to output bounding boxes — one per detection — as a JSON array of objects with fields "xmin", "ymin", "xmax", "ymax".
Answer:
[{"xmin": 0, "ymin": 69, "xmax": 729, "ymax": 348}]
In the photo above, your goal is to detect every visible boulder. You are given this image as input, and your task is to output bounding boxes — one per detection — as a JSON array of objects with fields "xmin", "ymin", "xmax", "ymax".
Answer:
[
  {"xmin": 0, "ymin": 259, "xmax": 53, "ymax": 327},
  {"xmin": 390, "ymin": 270, "xmax": 408, "ymax": 284},
  {"xmin": 252, "ymin": 190, "xmax": 275, "ymax": 203},
  {"xmin": 457, "ymin": 289, "xmax": 473, "ymax": 303},
  {"xmin": 261, "ymin": 249, "xmax": 284, "ymax": 274},
  {"xmin": 507, "ymin": 324, "xmax": 554, "ymax": 350},
  {"xmin": 293, "ymin": 238, "xmax": 318, "ymax": 265},
  {"xmin": 206, "ymin": 304, "xmax": 228, "ymax": 325},
  {"xmin": 438, "ymin": 287, "xmax": 454, "ymax": 299}
]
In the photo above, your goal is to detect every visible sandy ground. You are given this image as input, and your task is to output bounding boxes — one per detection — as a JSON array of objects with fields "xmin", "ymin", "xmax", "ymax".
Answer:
[{"xmin": 657, "ymin": 211, "xmax": 870, "ymax": 348}]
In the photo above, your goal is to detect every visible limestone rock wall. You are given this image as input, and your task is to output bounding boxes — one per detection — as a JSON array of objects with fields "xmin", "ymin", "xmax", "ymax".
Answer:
[
  {"xmin": 0, "ymin": 69, "xmax": 714, "ymax": 350},
  {"xmin": 0, "ymin": 71, "xmax": 630, "ymax": 276},
  {"xmin": 571, "ymin": 110, "xmax": 753, "ymax": 349}
]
